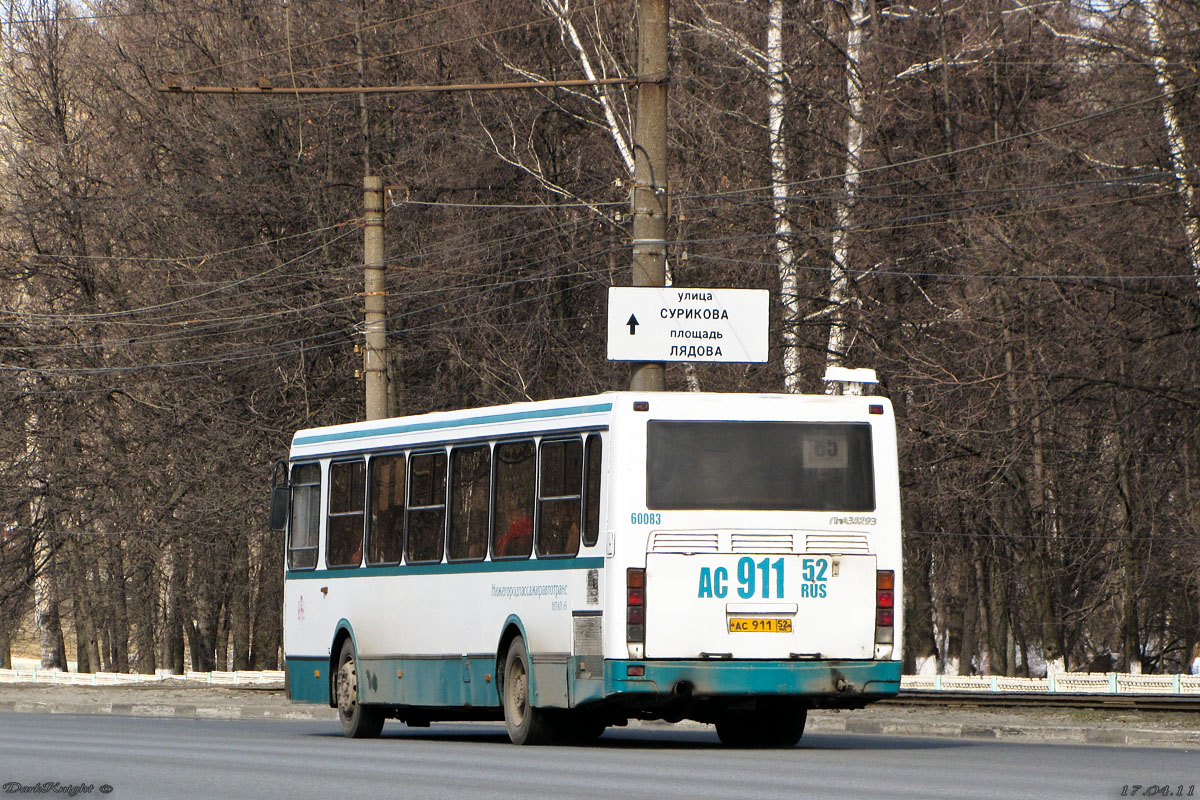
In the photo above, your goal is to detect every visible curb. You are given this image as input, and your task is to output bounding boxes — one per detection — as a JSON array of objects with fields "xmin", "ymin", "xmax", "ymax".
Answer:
[
  {"xmin": 0, "ymin": 699, "xmax": 336, "ymax": 721},
  {"xmin": 802, "ymin": 714, "xmax": 1200, "ymax": 749}
]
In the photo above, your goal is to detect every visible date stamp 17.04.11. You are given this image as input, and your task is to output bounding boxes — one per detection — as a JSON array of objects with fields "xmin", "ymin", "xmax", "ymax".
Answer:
[{"xmin": 1121, "ymin": 786, "xmax": 1196, "ymax": 797}]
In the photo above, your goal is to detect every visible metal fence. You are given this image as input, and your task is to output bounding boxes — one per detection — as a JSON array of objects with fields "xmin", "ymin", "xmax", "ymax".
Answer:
[
  {"xmin": 0, "ymin": 668, "xmax": 285, "ymax": 686},
  {"xmin": 902, "ymin": 673, "xmax": 1200, "ymax": 695}
]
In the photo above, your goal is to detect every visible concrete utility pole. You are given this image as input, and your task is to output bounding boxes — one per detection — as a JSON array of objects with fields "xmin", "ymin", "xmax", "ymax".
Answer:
[
  {"xmin": 630, "ymin": 0, "xmax": 669, "ymax": 392},
  {"xmin": 362, "ymin": 176, "xmax": 388, "ymax": 420}
]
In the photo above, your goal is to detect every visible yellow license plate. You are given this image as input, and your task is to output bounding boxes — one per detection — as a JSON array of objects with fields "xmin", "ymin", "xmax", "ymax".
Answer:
[{"xmin": 728, "ymin": 617, "xmax": 793, "ymax": 633}]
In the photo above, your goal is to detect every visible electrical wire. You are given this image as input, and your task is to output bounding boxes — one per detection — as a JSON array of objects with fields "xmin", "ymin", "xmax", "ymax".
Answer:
[
  {"xmin": 174, "ymin": 0, "xmax": 486, "ymax": 79},
  {"xmin": 261, "ymin": 0, "xmax": 624, "ymax": 84},
  {"xmin": 673, "ymin": 79, "xmax": 1200, "ymax": 203},
  {"xmin": 0, "ymin": 230, "xmax": 620, "ymax": 378},
  {"xmin": 0, "ymin": 2, "xmax": 273, "ymax": 26}
]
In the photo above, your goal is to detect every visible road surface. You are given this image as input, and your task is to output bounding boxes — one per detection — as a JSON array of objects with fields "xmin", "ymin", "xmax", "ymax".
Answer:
[{"xmin": 1, "ymin": 712, "xmax": 1197, "ymax": 800}]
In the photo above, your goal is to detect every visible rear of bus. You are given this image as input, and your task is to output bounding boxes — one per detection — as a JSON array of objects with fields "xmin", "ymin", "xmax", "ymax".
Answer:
[{"xmin": 599, "ymin": 392, "xmax": 901, "ymax": 745}]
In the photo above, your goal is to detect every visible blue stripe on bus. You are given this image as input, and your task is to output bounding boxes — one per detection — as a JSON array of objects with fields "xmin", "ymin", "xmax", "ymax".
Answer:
[
  {"xmin": 286, "ymin": 556, "xmax": 605, "ymax": 580},
  {"xmin": 359, "ymin": 655, "xmax": 502, "ymax": 709},
  {"xmin": 292, "ymin": 402, "xmax": 613, "ymax": 447},
  {"xmin": 284, "ymin": 656, "xmax": 902, "ymax": 708},
  {"xmin": 286, "ymin": 656, "xmax": 330, "ymax": 704}
]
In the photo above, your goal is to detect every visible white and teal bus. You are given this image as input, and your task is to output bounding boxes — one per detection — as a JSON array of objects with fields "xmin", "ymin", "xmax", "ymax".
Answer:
[{"xmin": 273, "ymin": 389, "xmax": 902, "ymax": 746}]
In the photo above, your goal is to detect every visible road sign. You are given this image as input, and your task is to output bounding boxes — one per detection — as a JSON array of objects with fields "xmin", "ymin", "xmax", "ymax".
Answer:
[{"xmin": 607, "ymin": 287, "xmax": 769, "ymax": 363}]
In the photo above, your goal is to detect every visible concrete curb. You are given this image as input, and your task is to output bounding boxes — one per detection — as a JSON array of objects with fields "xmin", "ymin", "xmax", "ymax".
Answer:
[
  {"xmin": 802, "ymin": 714, "xmax": 1200, "ymax": 749},
  {"xmin": 0, "ymin": 698, "xmax": 336, "ymax": 721}
]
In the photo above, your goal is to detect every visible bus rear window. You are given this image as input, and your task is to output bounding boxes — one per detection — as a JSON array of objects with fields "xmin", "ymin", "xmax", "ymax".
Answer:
[{"xmin": 646, "ymin": 420, "xmax": 875, "ymax": 511}]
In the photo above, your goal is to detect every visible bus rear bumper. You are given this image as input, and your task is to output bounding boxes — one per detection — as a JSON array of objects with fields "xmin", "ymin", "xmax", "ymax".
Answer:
[{"xmin": 603, "ymin": 659, "xmax": 901, "ymax": 705}]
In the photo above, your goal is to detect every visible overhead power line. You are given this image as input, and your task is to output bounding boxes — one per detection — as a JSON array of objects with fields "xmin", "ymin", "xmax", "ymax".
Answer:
[
  {"xmin": 0, "ymin": 2, "xmax": 272, "ymax": 25},
  {"xmin": 173, "ymin": 0, "xmax": 484, "ymax": 79},
  {"xmin": 159, "ymin": 76, "xmax": 636, "ymax": 96},
  {"xmin": 676, "ymin": 78, "xmax": 1200, "ymax": 202}
]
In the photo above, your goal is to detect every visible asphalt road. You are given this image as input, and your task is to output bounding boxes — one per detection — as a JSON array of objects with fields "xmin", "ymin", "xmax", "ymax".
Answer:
[{"xmin": 2, "ymin": 712, "xmax": 1198, "ymax": 800}]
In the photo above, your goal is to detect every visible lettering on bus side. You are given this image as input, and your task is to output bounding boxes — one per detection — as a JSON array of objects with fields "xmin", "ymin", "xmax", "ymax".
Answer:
[{"xmin": 697, "ymin": 557, "xmax": 831, "ymax": 599}]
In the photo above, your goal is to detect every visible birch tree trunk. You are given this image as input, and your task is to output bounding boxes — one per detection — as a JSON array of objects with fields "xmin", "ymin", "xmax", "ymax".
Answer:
[
  {"xmin": 768, "ymin": 0, "xmax": 801, "ymax": 393},
  {"xmin": 1037, "ymin": 1, "xmax": 1200, "ymax": 303},
  {"xmin": 481, "ymin": 0, "xmax": 634, "ymax": 198},
  {"xmin": 1140, "ymin": 0, "xmax": 1200, "ymax": 303},
  {"xmin": 678, "ymin": 2, "xmax": 797, "ymax": 391},
  {"xmin": 824, "ymin": 0, "xmax": 870, "ymax": 389}
]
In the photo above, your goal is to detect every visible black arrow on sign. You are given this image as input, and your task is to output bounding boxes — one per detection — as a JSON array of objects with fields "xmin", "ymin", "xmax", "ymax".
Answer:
[{"xmin": 626, "ymin": 314, "xmax": 639, "ymax": 335}]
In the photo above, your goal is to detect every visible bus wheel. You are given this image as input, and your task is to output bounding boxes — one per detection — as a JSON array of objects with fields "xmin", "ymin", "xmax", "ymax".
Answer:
[
  {"xmin": 336, "ymin": 639, "xmax": 384, "ymax": 739},
  {"xmin": 502, "ymin": 636, "xmax": 553, "ymax": 745},
  {"xmin": 715, "ymin": 705, "xmax": 806, "ymax": 748}
]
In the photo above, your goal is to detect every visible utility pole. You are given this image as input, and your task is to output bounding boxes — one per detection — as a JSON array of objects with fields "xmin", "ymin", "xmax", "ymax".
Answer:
[
  {"xmin": 630, "ymin": 0, "xmax": 669, "ymax": 392},
  {"xmin": 362, "ymin": 176, "xmax": 388, "ymax": 420}
]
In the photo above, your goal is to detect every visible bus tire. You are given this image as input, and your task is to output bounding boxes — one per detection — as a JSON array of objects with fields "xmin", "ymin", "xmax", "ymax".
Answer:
[
  {"xmin": 502, "ymin": 636, "xmax": 554, "ymax": 745},
  {"xmin": 760, "ymin": 705, "xmax": 807, "ymax": 747},
  {"xmin": 716, "ymin": 705, "xmax": 806, "ymax": 748},
  {"xmin": 336, "ymin": 638, "xmax": 385, "ymax": 739}
]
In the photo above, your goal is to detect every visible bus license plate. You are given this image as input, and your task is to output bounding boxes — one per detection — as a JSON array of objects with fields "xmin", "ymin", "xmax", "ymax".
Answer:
[{"xmin": 728, "ymin": 617, "xmax": 792, "ymax": 633}]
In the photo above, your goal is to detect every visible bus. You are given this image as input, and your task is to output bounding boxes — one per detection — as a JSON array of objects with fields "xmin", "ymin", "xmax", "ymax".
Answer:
[{"xmin": 271, "ymin": 389, "xmax": 902, "ymax": 746}]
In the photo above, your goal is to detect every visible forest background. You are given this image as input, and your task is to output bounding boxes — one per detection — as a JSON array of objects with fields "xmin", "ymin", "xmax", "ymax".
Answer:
[{"xmin": 1, "ymin": 0, "xmax": 1199, "ymax": 678}]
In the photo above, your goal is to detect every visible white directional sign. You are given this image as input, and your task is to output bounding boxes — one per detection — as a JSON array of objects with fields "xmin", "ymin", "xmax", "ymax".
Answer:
[{"xmin": 607, "ymin": 287, "xmax": 769, "ymax": 363}]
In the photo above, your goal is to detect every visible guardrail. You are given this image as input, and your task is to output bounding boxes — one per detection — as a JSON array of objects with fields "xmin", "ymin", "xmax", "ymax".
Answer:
[
  {"xmin": 902, "ymin": 673, "xmax": 1200, "ymax": 695},
  {"xmin": 0, "ymin": 668, "xmax": 285, "ymax": 686}
]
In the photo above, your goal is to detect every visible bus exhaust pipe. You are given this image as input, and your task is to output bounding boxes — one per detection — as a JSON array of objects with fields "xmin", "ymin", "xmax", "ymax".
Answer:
[{"xmin": 659, "ymin": 682, "xmax": 695, "ymax": 723}]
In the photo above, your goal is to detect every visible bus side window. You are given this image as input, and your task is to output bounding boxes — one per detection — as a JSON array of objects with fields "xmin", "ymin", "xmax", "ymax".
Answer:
[
  {"xmin": 449, "ymin": 445, "xmax": 490, "ymax": 562},
  {"xmin": 582, "ymin": 434, "xmax": 602, "ymax": 548},
  {"xmin": 287, "ymin": 463, "xmax": 321, "ymax": 570},
  {"xmin": 367, "ymin": 453, "xmax": 405, "ymax": 565},
  {"xmin": 406, "ymin": 451, "xmax": 447, "ymax": 564},
  {"xmin": 536, "ymin": 438, "xmax": 582, "ymax": 558},
  {"xmin": 327, "ymin": 460, "xmax": 365, "ymax": 568},
  {"xmin": 492, "ymin": 440, "xmax": 535, "ymax": 559}
]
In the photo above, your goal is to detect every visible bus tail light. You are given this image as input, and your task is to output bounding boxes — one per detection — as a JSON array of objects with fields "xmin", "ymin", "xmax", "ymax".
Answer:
[
  {"xmin": 875, "ymin": 570, "xmax": 894, "ymax": 647},
  {"xmin": 627, "ymin": 567, "xmax": 645, "ymax": 644}
]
